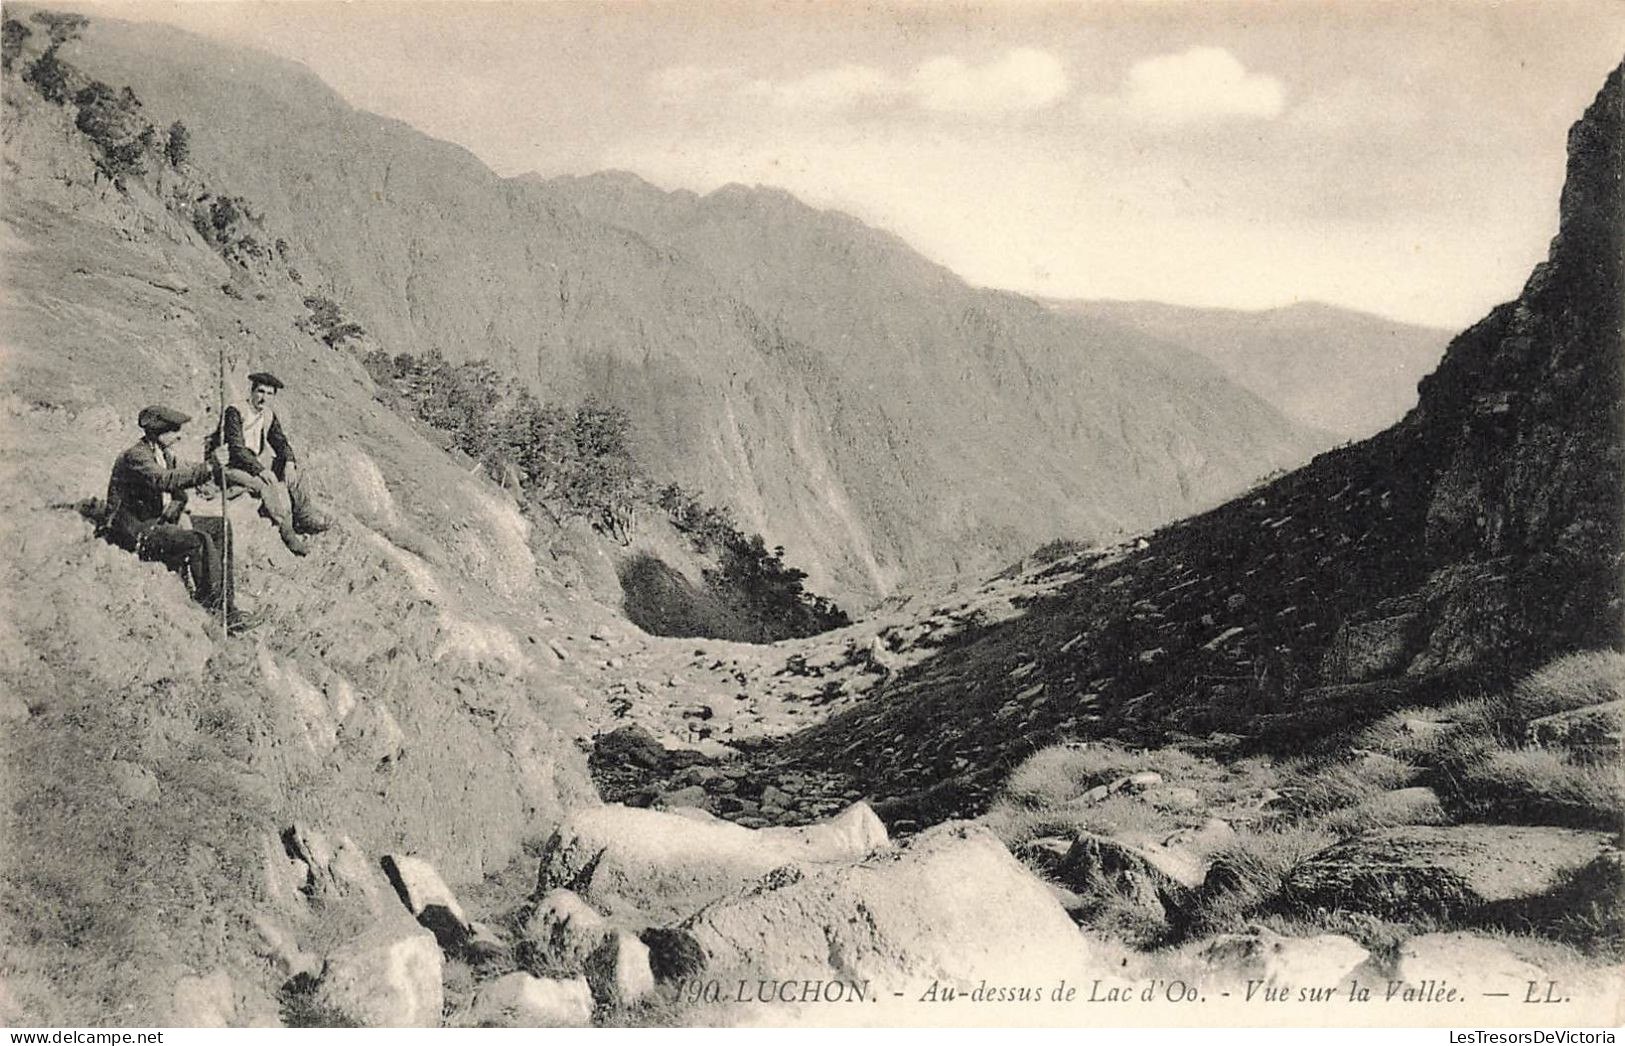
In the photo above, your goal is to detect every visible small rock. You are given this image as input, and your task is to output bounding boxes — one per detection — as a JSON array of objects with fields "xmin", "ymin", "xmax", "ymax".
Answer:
[
  {"xmin": 1145, "ymin": 785, "xmax": 1201, "ymax": 810},
  {"xmin": 464, "ymin": 920, "xmax": 507, "ymax": 963},
  {"xmin": 584, "ymin": 930, "xmax": 655, "ymax": 1006},
  {"xmin": 1110, "ymin": 771, "xmax": 1163, "ymax": 794},
  {"xmin": 1162, "ymin": 818, "xmax": 1236, "ymax": 851},
  {"xmin": 1070, "ymin": 784, "xmax": 1111, "ymax": 805},
  {"xmin": 592, "ymin": 725, "xmax": 668, "ymax": 770},
  {"xmin": 469, "ymin": 972, "xmax": 592, "ymax": 1028},
  {"xmin": 660, "ymin": 785, "xmax": 710, "ymax": 809},
  {"xmin": 760, "ymin": 785, "xmax": 791, "ymax": 810},
  {"xmin": 381, "ymin": 854, "xmax": 471, "ymax": 951},
  {"xmin": 522, "ymin": 889, "xmax": 610, "ymax": 971}
]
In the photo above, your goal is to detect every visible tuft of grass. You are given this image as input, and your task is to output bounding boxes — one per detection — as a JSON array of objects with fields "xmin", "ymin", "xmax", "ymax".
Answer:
[
  {"xmin": 1507, "ymin": 650, "xmax": 1625, "ymax": 724},
  {"xmin": 1354, "ymin": 697, "xmax": 1502, "ymax": 762},
  {"xmin": 1179, "ymin": 824, "xmax": 1339, "ymax": 939},
  {"xmin": 1323, "ymin": 786, "xmax": 1451, "ymax": 833},
  {"xmin": 1441, "ymin": 745, "xmax": 1623, "ymax": 831}
]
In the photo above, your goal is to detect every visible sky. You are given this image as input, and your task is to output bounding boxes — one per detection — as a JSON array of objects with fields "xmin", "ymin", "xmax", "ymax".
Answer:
[{"xmin": 83, "ymin": 1, "xmax": 1625, "ymax": 328}]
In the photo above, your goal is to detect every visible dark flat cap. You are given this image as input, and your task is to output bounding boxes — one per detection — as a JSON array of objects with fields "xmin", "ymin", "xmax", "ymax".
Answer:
[
  {"xmin": 137, "ymin": 405, "xmax": 191, "ymax": 433},
  {"xmin": 247, "ymin": 371, "xmax": 285, "ymax": 390}
]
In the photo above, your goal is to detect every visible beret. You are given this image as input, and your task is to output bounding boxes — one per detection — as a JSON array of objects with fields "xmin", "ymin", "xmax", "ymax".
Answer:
[
  {"xmin": 136, "ymin": 405, "xmax": 191, "ymax": 433},
  {"xmin": 247, "ymin": 371, "xmax": 285, "ymax": 390}
]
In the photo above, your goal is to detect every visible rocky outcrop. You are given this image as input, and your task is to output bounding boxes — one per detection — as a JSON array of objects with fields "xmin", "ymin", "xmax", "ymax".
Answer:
[
  {"xmin": 1526, "ymin": 701, "xmax": 1625, "ymax": 756},
  {"xmin": 1391, "ymin": 933, "xmax": 1548, "ymax": 996},
  {"xmin": 1283, "ymin": 825, "xmax": 1612, "ymax": 920}
]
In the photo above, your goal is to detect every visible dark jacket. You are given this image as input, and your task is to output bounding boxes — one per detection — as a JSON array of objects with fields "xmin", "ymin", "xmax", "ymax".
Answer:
[
  {"xmin": 206, "ymin": 404, "xmax": 296, "ymax": 479},
  {"xmin": 101, "ymin": 440, "xmax": 212, "ymax": 549}
]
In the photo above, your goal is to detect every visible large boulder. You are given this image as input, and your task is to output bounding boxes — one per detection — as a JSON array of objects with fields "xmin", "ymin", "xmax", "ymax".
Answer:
[
  {"xmin": 313, "ymin": 924, "xmax": 444, "ymax": 1028},
  {"xmin": 1283, "ymin": 825, "xmax": 1611, "ymax": 920},
  {"xmin": 534, "ymin": 802, "xmax": 890, "ymax": 923},
  {"xmin": 467, "ymin": 972, "xmax": 592, "ymax": 1028},
  {"xmin": 672, "ymin": 822, "xmax": 1092, "ymax": 995}
]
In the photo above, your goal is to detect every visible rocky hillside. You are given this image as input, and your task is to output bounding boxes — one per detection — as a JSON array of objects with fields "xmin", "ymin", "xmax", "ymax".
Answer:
[
  {"xmin": 48, "ymin": 11, "xmax": 1321, "ymax": 606},
  {"xmin": 1047, "ymin": 300, "xmax": 1454, "ymax": 442},
  {"xmin": 0, "ymin": 23, "xmax": 615, "ymax": 1023}
]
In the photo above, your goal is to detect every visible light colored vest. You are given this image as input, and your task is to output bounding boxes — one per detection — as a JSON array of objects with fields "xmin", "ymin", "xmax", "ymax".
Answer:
[{"xmin": 237, "ymin": 400, "xmax": 275, "ymax": 458}]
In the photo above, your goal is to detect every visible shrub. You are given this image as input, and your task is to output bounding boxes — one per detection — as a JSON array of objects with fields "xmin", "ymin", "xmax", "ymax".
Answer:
[
  {"xmin": 29, "ymin": 10, "xmax": 88, "ymax": 46},
  {"xmin": 73, "ymin": 80, "xmax": 150, "ymax": 182},
  {"xmin": 2, "ymin": 16, "xmax": 30, "ymax": 72},
  {"xmin": 23, "ymin": 44, "xmax": 72, "ymax": 104},
  {"xmin": 300, "ymin": 294, "xmax": 365, "ymax": 348},
  {"xmin": 367, "ymin": 351, "xmax": 847, "ymax": 640},
  {"xmin": 164, "ymin": 120, "xmax": 189, "ymax": 167}
]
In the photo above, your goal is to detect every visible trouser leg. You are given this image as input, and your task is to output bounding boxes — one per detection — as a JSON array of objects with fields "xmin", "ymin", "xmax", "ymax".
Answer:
[
  {"xmin": 285, "ymin": 471, "xmax": 327, "ymax": 532},
  {"xmin": 189, "ymin": 515, "xmax": 234, "ymax": 609},
  {"xmin": 138, "ymin": 525, "xmax": 218, "ymax": 606},
  {"xmin": 225, "ymin": 466, "xmax": 303, "ymax": 551}
]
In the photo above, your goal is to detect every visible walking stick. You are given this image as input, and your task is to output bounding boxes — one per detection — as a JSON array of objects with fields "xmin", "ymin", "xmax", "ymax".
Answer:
[{"xmin": 217, "ymin": 337, "xmax": 229, "ymax": 634}]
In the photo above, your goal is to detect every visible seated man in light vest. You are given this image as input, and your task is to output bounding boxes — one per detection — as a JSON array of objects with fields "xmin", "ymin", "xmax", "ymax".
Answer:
[{"xmin": 209, "ymin": 370, "xmax": 329, "ymax": 556}]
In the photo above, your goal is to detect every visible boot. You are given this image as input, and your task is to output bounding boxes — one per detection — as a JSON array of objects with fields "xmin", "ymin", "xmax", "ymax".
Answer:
[
  {"xmin": 280, "ymin": 527, "xmax": 309, "ymax": 557},
  {"xmin": 224, "ymin": 606, "xmax": 261, "ymax": 635},
  {"xmin": 292, "ymin": 511, "xmax": 331, "ymax": 535}
]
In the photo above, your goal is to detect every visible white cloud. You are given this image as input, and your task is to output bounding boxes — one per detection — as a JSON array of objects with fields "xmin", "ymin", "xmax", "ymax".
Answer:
[
  {"xmin": 911, "ymin": 48, "xmax": 1069, "ymax": 114},
  {"xmin": 1117, "ymin": 46, "xmax": 1285, "ymax": 123},
  {"xmin": 649, "ymin": 49, "xmax": 1068, "ymax": 117}
]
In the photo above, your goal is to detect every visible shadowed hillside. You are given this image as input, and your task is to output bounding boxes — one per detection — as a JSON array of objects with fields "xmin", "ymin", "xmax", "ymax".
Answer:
[{"xmin": 759, "ymin": 61, "xmax": 1623, "ymax": 818}]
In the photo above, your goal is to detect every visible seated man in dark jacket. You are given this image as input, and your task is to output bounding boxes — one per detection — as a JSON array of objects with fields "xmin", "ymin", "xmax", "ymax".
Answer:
[
  {"xmin": 101, "ymin": 405, "xmax": 254, "ymax": 633},
  {"xmin": 206, "ymin": 370, "xmax": 329, "ymax": 556}
]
